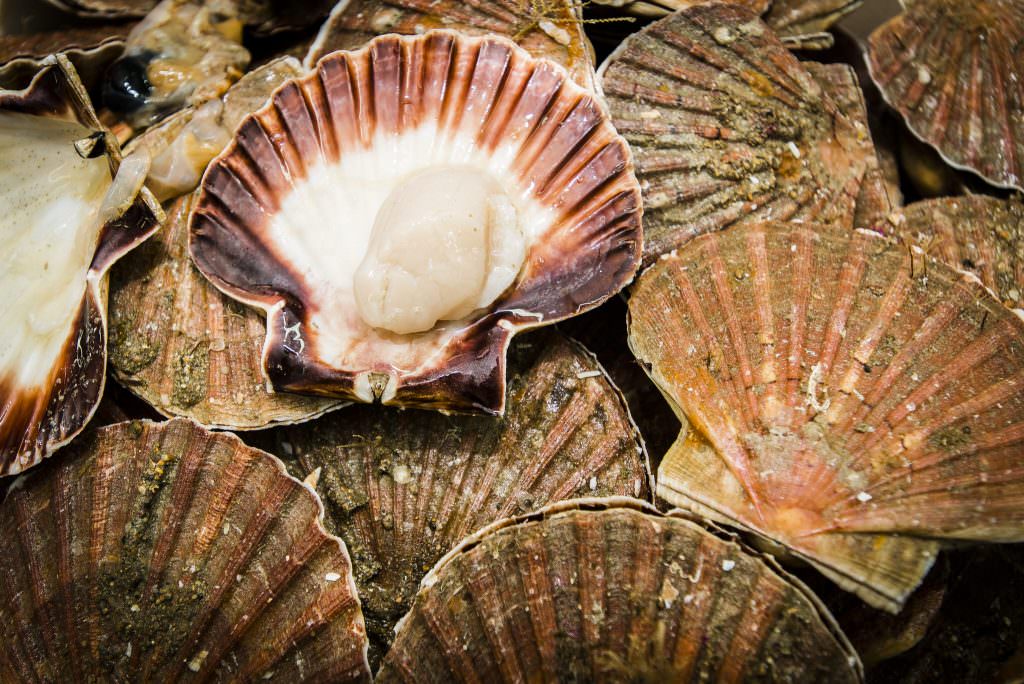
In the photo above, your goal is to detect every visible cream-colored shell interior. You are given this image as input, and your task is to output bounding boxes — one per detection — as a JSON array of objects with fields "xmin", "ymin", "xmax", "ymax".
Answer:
[
  {"xmin": 267, "ymin": 123, "xmax": 555, "ymax": 371},
  {"xmin": 0, "ymin": 111, "xmax": 110, "ymax": 387}
]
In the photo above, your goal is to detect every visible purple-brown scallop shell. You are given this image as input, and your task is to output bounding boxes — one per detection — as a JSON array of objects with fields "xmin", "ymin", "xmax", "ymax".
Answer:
[
  {"xmin": 189, "ymin": 30, "xmax": 643, "ymax": 414},
  {"xmin": 867, "ymin": 0, "xmax": 1024, "ymax": 191},
  {"xmin": 264, "ymin": 330, "xmax": 651, "ymax": 666},
  {"xmin": 0, "ymin": 418, "xmax": 371, "ymax": 682},
  {"xmin": 377, "ymin": 498, "xmax": 862, "ymax": 682},
  {"xmin": 891, "ymin": 195, "xmax": 1024, "ymax": 312},
  {"xmin": 0, "ymin": 55, "xmax": 161, "ymax": 476},
  {"xmin": 0, "ymin": 23, "xmax": 130, "ymax": 91},
  {"xmin": 628, "ymin": 221, "xmax": 1024, "ymax": 612},
  {"xmin": 305, "ymin": 0, "xmax": 598, "ymax": 91},
  {"xmin": 599, "ymin": 3, "xmax": 871, "ymax": 265}
]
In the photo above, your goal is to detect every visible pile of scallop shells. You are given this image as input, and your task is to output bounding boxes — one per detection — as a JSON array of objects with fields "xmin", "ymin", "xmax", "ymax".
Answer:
[{"xmin": 1, "ymin": 0, "xmax": 1022, "ymax": 680}]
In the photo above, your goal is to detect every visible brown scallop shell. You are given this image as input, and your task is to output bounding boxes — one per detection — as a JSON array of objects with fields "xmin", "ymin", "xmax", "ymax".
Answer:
[
  {"xmin": 0, "ymin": 56, "xmax": 162, "ymax": 476},
  {"xmin": 377, "ymin": 498, "xmax": 862, "ymax": 683},
  {"xmin": 189, "ymin": 31, "xmax": 643, "ymax": 414},
  {"xmin": 0, "ymin": 418, "xmax": 371, "ymax": 682},
  {"xmin": 264, "ymin": 330, "xmax": 651, "ymax": 665},
  {"xmin": 306, "ymin": 0, "xmax": 597, "ymax": 90},
  {"xmin": 599, "ymin": 3, "xmax": 870, "ymax": 265},
  {"xmin": 867, "ymin": 0, "xmax": 1024, "ymax": 191},
  {"xmin": 628, "ymin": 221, "xmax": 1024, "ymax": 612},
  {"xmin": 891, "ymin": 195, "xmax": 1024, "ymax": 312},
  {"xmin": 42, "ymin": 0, "xmax": 334, "ymax": 33},
  {"xmin": 0, "ymin": 24, "xmax": 129, "ymax": 91}
]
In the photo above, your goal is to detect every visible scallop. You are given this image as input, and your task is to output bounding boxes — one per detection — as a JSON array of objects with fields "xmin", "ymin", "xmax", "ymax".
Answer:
[
  {"xmin": 591, "ymin": 0, "xmax": 862, "ymax": 48},
  {"xmin": 0, "ymin": 419, "xmax": 371, "ymax": 682},
  {"xmin": 867, "ymin": 0, "xmax": 1024, "ymax": 191},
  {"xmin": 377, "ymin": 498, "xmax": 862, "ymax": 682},
  {"xmin": 265, "ymin": 330, "xmax": 651, "ymax": 665},
  {"xmin": 305, "ymin": 0, "xmax": 598, "ymax": 91},
  {"xmin": 599, "ymin": 3, "xmax": 872, "ymax": 265},
  {"xmin": 189, "ymin": 31, "xmax": 642, "ymax": 414},
  {"xmin": 628, "ymin": 221, "xmax": 1024, "ymax": 612},
  {"xmin": 0, "ymin": 56, "xmax": 162, "ymax": 476},
  {"xmin": 0, "ymin": 23, "xmax": 130, "ymax": 90},
  {"xmin": 101, "ymin": 0, "xmax": 251, "ymax": 129},
  {"xmin": 891, "ymin": 195, "xmax": 1024, "ymax": 312}
]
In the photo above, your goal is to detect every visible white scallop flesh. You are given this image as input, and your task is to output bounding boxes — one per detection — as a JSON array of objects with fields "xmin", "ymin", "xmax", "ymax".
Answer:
[
  {"xmin": 266, "ymin": 123, "xmax": 554, "ymax": 368},
  {"xmin": 0, "ymin": 111, "xmax": 111, "ymax": 388},
  {"xmin": 353, "ymin": 166, "xmax": 525, "ymax": 335}
]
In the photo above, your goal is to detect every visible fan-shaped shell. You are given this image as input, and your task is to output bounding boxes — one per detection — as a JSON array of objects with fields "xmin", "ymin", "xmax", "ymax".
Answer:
[
  {"xmin": 0, "ymin": 418, "xmax": 371, "ymax": 682},
  {"xmin": 0, "ymin": 24, "xmax": 129, "ymax": 90},
  {"xmin": 599, "ymin": 3, "xmax": 871, "ymax": 265},
  {"xmin": 867, "ymin": 0, "xmax": 1024, "ymax": 191},
  {"xmin": 305, "ymin": 0, "xmax": 597, "ymax": 91},
  {"xmin": 0, "ymin": 56, "xmax": 161, "ymax": 476},
  {"xmin": 189, "ymin": 31, "xmax": 642, "ymax": 414},
  {"xmin": 42, "ymin": 0, "xmax": 334, "ymax": 33},
  {"xmin": 377, "ymin": 498, "xmax": 862, "ymax": 683},
  {"xmin": 628, "ymin": 221, "xmax": 1024, "ymax": 612},
  {"xmin": 265, "ymin": 330, "xmax": 650, "ymax": 665},
  {"xmin": 891, "ymin": 195, "xmax": 1024, "ymax": 312}
]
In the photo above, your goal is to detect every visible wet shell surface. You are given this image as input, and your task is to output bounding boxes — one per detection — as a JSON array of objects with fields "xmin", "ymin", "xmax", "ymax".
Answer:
[
  {"xmin": 0, "ymin": 56, "xmax": 161, "ymax": 476},
  {"xmin": 305, "ymin": 0, "xmax": 598, "ymax": 91},
  {"xmin": 867, "ymin": 0, "xmax": 1024, "ymax": 191},
  {"xmin": 377, "ymin": 498, "xmax": 862, "ymax": 683},
  {"xmin": 0, "ymin": 418, "xmax": 371, "ymax": 682},
  {"xmin": 266, "ymin": 330, "xmax": 650, "ymax": 664},
  {"xmin": 628, "ymin": 221, "xmax": 1024, "ymax": 612},
  {"xmin": 109, "ymin": 191, "xmax": 344, "ymax": 430},
  {"xmin": 42, "ymin": 0, "xmax": 333, "ymax": 32},
  {"xmin": 0, "ymin": 24, "xmax": 130, "ymax": 90},
  {"xmin": 599, "ymin": 4, "xmax": 870, "ymax": 265},
  {"xmin": 892, "ymin": 196, "xmax": 1024, "ymax": 312},
  {"xmin": 189, "ymin": 30, "xmax": 642, "ymax": 414}
]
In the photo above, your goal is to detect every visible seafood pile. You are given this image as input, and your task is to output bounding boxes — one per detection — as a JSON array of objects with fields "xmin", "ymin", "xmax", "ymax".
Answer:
[{"xmin": 1, "ymin": 0, "xmax": 1022, "ymax": 680}]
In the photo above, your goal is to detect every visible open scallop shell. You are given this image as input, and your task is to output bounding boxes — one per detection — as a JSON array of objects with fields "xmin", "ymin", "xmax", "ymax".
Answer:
[
  {"xmin": 599, "ymin": 3, "xmax": 870, "ymax": 265},
  {"xmin": 629, "ymin": 221, "xmax": 1024, "ymax": 612},
  {"xmin": 305, "ymin": 0, "xmax": 597, "ymax": 90},
  {"xmin": 0, "ymin": 418, "xmax": 371, "ymax": 682},
  {"xmin": 189, "ymin": 31, "xmax": 642, "ymax": 414},
  {"xmin": 377, "ymin": 498, "xmax": 862, "ymax": 682},
  {"xmin": 0, "ymin": 24, "xmax": 129, "ymax": 90},
  {"xmin": 0, "ymin": 56, "xmax": 162, "ymax": 476},
  {"xmin": 891, "ymin": 196, "xmax": 1024, "ymax": 313},
  {"xmin": 867, "ymin": 0, "xmax": 1024, "ymax": 191},
  {"xmin": 265, "ymin": 330, "xmax": 650, "ymax": 665}
]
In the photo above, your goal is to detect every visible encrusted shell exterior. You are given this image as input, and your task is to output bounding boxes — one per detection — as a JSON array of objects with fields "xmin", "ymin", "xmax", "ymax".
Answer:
[
  {"xmin": 867, "ymin": 0, "xmax": 1024, "ymax": 191},
  {"xmin": 110, "ymin": 57, "xmax": 343, "ymax": 430},
  {"xmin": 266, "ymin": 331, "xmax": 651, "ymax": 665},
  {"xmin": 42, "ymin": 0, "xmax": 334, "ymax": 33},
  {"xmin": 190, "ymin": 31, "xmax": 642, "ymax": 414},
  {"xmin": 0, "ymin": 419, "xmax": 371, "ymax": 682},
  {"xmin": 0, "ymin": 24, "xmax": 129, "ymax": 90},
  {"xmin": 891, "ymin": 196, "xmax": 1024, "ymax": 311},
  {"xmin": 109, "ymin": 192, "xmax": 344, "ymax": 429},
  {"xmin": 306, "ymin": 0, "xmax": 597, "ymax": 90},
  {"xmin": 0, "ymin": 56, "xmax": 161, "ymax": 476},
  {"xmin": 599, "ymin": 4, "xmax": 870, "ymax": 265},
  {"xmin": 628, "ymin": 221, "xmax": 1024, "ymax": 612},
  {"xmin": 377, "ymin": 498, "xmax": 862, "ymax": 683}
]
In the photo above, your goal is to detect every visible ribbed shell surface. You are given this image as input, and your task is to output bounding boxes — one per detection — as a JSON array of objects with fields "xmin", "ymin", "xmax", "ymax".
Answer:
[
  {"xmin": 0, "ymin": 57, "xmax": 161, "ymax": 476},
  {"xmin": 189, "ymin": 31, "xmax": 642, "ymax": 414},
  {"xmin": 893, "ymin": 195, "xmax": 1024, "ymax": 312},
  {"xmin": 268, "ymin": 331, "xmax": 650, "ymax": 665},
  {"xmin": 0, "ymin": 24, "xmax": 129, "ymax": 90},
  {"xmin": 0, "ymin": 419, "xmax": 371, "ymax": 682},
  {"xmin": 867, "ymin": 0, "xmax": 1024, "ymax": 191},
  {"xmin": 600, "ymin": 4, "xmax": 870, "ymax": 265},
  {"xmin": 628, "ymin": 222, "xmax": 1024, "ymax": 612},
  {"xmin": 377, "ymin": 499, "xmax": 862, "ymax": 683},
  {"xmin": 305, "ymin": 0, "xmax": 597, "ymax": 90}
]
